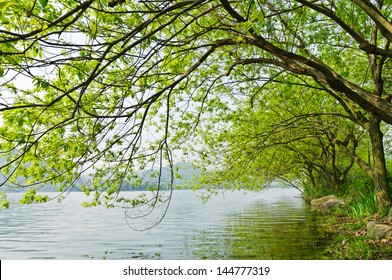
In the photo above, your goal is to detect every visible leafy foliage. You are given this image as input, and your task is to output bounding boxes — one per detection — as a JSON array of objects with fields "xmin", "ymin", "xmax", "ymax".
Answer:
[
  {"xmin": 0, "ymin": 0, "xmax": 392, "ymax": 220},
  {"xmin": 190, "ymin": 73, "xmax": 369, "ymax": 196}
]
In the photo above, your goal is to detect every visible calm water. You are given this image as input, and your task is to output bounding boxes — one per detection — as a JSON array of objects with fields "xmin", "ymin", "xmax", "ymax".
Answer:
[{"xmin": 0, "ymin": 188, "xmax": 331, "ymax": 260}]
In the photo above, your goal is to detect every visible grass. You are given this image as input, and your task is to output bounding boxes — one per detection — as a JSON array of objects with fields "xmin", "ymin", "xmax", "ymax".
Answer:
[
  {"xmin": 345, "ymin": 191, "xmax": 378, "ymax": 219},
  {"xmin": 321, "ymin": 214, "xmax": 392, "ymax": 259}
]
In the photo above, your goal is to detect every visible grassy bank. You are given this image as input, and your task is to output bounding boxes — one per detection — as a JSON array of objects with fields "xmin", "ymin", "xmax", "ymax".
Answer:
[{"xmin": 321, "ymin": 214, "xmax": 392, "ymax": 259}]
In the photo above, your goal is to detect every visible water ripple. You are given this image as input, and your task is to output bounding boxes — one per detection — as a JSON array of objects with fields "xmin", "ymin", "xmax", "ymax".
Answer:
[{"xmin": 0, "ymin": 189, "xmax": 331, "ymax": 259}]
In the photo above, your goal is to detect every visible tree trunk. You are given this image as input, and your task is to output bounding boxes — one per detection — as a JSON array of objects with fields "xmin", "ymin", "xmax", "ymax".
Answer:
[{"xmin": 368, "ymin": 116, "xmax": 392, "ymax": 213}]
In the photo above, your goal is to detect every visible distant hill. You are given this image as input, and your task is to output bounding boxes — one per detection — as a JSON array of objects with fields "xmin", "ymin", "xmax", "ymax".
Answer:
[
  {"xmin": 0, "ymin": 161, "xmax": 200, "ymax": 193},
  {"xmin": 121, "ymin": 162, "xmax": 200, "ymax": 191}
]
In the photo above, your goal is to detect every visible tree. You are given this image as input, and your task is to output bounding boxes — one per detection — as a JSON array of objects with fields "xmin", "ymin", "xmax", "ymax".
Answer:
[
  {"xmin": 0, "ymin": 0, "xmax": 392, "ymax": 215},
  {"xmin": 191, "ymin": 73, "xmax": 370, "ymax": 198}
]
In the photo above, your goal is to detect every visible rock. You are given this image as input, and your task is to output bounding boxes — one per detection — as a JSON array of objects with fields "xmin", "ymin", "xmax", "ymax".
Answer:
[
  {"xmin": 310, "ymin": 195, "xmax": 336, "ymax": 206},
  {"xmin": 324, "ymin": 199, "xmax": 341, "ymax": 208},
  {"xmin": 310, "ymin": 195, "xmax": 344, "ymax": 209},
  {"xmin": 366, "ymin": 221, "xmax": 392, "ymax": 240}
]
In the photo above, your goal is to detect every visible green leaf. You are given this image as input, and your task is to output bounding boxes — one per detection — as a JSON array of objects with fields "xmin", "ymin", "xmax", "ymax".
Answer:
[
  {"xmin": 20, "ymin": 189, "xmax": 49, "ymax": 204},
  {"xmin": 0, "ymin": 67, "xmax": 4, "ymax": 77},
  {"xmin": 20, "ymin": 189, "xmax": 37, "ymax": 204},
  {"xmin": 0, "ymin": 0, "xmax": 14, "ymax": 10},
  {"xmin": 38, "ymin": 0, "xmax": 48, "ymax": 8},
  {"xmin": 0, "ymin": 192, "xmax": 9, "ymax": 209}
]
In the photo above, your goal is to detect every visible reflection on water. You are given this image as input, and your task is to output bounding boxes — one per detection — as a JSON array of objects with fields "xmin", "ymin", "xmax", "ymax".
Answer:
[
  {"xmin": 188, "ymin": 200, "xmax": 331, "ymax": 260},
  {"xmin": 0, "ymin": 189, "xmax": 332, "ymax": 259}
]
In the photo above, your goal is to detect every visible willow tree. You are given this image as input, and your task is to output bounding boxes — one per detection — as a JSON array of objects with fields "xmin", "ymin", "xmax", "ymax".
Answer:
[{"xmin": 0, "ymin": 0, "xmax": 392, "ymax": 215}]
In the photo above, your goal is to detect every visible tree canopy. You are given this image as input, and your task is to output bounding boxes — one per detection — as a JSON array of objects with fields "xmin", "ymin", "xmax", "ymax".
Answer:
[{"xmin": 1, "ymin": 0, "xmax": 392, "ymax": 219}]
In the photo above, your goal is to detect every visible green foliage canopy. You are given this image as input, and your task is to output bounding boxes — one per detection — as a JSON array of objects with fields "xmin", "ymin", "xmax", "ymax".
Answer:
[
  {"xmin": 0, "ymin": 0, "xmax": 392, "ymax": 214},
  {"xmin": 191, "ymin": 73, "xmax": 369, "ymax": 193}
]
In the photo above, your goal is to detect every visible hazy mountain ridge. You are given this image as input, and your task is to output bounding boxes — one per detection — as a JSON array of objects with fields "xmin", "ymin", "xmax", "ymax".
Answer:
[{"xmin": 0, "ymin": 162, "xmax": 200, "ymax": 192}]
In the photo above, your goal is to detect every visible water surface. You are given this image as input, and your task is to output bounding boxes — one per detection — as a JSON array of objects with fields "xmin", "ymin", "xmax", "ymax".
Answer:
[{"xmin": 0, "ymin": 188, "xmax": 331, "ymax": 259}]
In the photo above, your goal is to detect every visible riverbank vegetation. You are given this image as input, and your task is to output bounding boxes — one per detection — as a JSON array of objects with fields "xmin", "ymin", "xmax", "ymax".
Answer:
[
  {"xmin": 1, "ymin": 1, "xmax": 392, "ymax": 238},
  {"xmin": 321, "ymin": 213, "xmax": 392, "ymax": 259}
]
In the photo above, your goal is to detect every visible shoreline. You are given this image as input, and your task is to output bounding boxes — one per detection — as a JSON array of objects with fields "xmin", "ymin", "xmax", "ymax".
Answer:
[{"xmin": 321, "ymin": 213, "xmax": 392, "ymax": 259}]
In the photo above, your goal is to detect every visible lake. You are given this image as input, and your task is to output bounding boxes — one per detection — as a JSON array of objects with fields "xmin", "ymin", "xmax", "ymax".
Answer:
[{"xmin": 0, "ymin": 188, "xmax": 332, "ymax": 259}]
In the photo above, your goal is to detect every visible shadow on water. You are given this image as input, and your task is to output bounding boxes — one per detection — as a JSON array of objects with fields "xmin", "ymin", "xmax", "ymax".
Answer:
[{"xmin": 186, "ymin": 199, "xmax": 332, "ymax": 260}]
